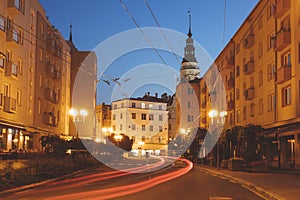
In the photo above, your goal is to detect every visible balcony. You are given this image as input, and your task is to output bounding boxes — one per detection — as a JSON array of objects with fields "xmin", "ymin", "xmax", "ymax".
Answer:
[
  {"xmin": 226, "ymin": 78, "xmax": 234, "ymax": 90},
  {"xmin": 275, "ymin": 66, "xmax": 291, "ymax": 84},
  {"xmin": 244, "ymin": 34, "xmax": 254, "ymax": 49},
  {"xmin": 0, "ymin": 93, "xmax": 3, "ymax": 109},
  {"xmin": 45, "ymin": 63, "xmax": 60, "ymax": 79},
  {"xmin": 4, "ymin": 96, "xmax": 17, "ymax": 113},
  {"xmin": 244, "ymin": 60, "xmax": 254, "ymax": 75},
  {"xmin": 274, "ymin": 30, "xmax": 291, "ymax": 52},
  {"xmin": 245, "ymin": 88, "xmax": 255, "ymax": 101},
  {"xmin": 202, "ymin": 117, "xmax": 207, "ymax": 124},
  {"xmin": 227, "ymin": 100, "xmax": 234, "ymax": 110},
  {"xmin": 7, "ymin": 0, "xmax": 23, "ymax": 15},
  {"xmin": 224, "ymin": 56, "xmax": 234, "ymax": 69},
  {"xmin": 44, "ymin": 113, "xmax": 58, "ymax": 127},
  {"xmin": 202, "ymin": 86, "xmax": 207, "ymax": 93},
  {"xmin": 275, "ymin": 0, "xmax": 290, "ymax": 18},
  {"xmin": 45, "ymin": 88, "xmax": 59, "ymax": 104},
  {"xmin": 5, "ymin": 61, "xmax": 18, "ymax": 78}
]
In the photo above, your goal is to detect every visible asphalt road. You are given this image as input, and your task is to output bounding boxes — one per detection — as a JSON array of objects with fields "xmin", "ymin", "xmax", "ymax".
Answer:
[
  {"xmin": 112, "ymin": 167, "xmax": 263, "ymax": 200},
  {"xmin": 1, "ymin": 158, "xmax": 263, "ymax": 200}
]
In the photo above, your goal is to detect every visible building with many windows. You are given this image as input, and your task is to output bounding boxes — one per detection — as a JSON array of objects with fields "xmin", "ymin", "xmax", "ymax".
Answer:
[
  {"xmin": 111, "ymin": 93, "xmax": 169, "ymax": 156},
  {"xmin": 199, "ymin": 0, "xmax": 300, "ymax": 170}
]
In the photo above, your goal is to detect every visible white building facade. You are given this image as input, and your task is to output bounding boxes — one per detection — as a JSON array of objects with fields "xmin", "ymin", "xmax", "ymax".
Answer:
[{"xmin": 111, "ymin": 96, "xmax": 168, "ymax": 156}]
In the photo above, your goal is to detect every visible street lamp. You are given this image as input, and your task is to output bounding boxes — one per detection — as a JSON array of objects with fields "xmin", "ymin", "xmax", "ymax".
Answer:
[
  {"xmin": 69, "ymin": 108, "xmax": 88, "ymax": 138},
  {"xmin": 208, "ymin": 109, "xmax": 227, "ymax": 169}
]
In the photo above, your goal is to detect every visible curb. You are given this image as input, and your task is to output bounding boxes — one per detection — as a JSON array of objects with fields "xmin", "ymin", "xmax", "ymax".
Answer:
[{"xmin": 196, "ymin": 166, "xmax": 286, "ymax": 200}]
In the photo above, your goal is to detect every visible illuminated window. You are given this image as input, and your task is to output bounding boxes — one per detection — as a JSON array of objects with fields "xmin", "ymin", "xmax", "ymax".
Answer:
[{"xmin": 282, "ymin": 86, "xmax": 291, "ymax": 106}]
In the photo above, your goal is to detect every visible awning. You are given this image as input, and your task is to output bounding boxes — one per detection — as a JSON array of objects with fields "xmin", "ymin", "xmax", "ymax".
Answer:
[{"xmin": 262, "ymin": 122, "xmax": 300, "ymax": 139}]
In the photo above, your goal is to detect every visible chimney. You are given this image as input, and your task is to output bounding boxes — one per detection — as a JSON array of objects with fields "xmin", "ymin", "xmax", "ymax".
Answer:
[{"xmin": 155, "ymin": 93, "xmax": 158, "ymax": 98}]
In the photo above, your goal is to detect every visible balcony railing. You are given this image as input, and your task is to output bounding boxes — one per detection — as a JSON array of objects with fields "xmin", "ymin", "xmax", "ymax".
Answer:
[
  {"xmin": 226, "ymin": 78, "xmax": 234, "ymax": 90},
  {"xmin": 224, "ymin": 56, "xmax": 234, "ymax": 69},
  {"xmin": 274, "ymin": 30, "xmax": 291, "ymax": 52},
  {"xmin": 227, "ymin": 100, "xmax": 234, "ymax": 110},
  {"xmin": 275, "ymin": 66, "xmax": 291, "ymax": 84},
  {"xmin": 45, "ymin": 88, "xmax": 59, "ymax": 104},
  {"xmin": 5, "ymin": 61, "xmax": 18, "ymax": 77},
  {"xmin": 244, "ymin": 34, "xmax": 254, "ymax": 49},
  {"xmin": 275, "ymin": 0, "xmax": 290, "ymax": 18},
  {"xmin": 7, "ymin": 0, "xmax": 23, "ymax": 15},
  {"xmin": 44, "ymin": 113, "xmax": 58, "ymax": 127},
  {"xmin": 244, "ymin": 60, "xmax": 254, "ymax": 75},
  {"xmin": 245, "ymin": 88, "xmax": 255, "ymax": 101},
  {"xmin": 4, "ymin": 96, "xmax": 17, "ymax": 113}
]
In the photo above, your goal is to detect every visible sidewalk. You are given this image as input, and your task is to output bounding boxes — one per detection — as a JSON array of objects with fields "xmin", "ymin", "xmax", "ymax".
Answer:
[{"xmin": 196, "ymin": 165, "xmax": 300, "ymax": 200}]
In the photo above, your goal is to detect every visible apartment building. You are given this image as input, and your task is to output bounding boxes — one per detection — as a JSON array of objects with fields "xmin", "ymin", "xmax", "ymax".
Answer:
[
  {"xmin": 0, "ymin": 0, "xmax": 89, "ymax": 152},
  {"xmin": 111, "ymin": 94, "xmax": 168, "ymax": 156},
  {"xmin": 200, "ymin": 0, "xmax": 300, "ymax": 169},
  {"xmin": 95, "ymin": 103, "xmax": 112, "ymax": 143}
]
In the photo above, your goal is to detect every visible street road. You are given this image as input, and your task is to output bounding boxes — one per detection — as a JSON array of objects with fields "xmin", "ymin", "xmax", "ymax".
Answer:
[{"xmin": 1, "ymin": 157, "xmax": 262, "ymax": 200}]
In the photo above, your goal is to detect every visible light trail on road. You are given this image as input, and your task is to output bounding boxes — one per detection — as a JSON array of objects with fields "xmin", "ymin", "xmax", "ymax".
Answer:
[{"xmin": 46, "ymin": 157, "xmax": 193, "ymax": 200}]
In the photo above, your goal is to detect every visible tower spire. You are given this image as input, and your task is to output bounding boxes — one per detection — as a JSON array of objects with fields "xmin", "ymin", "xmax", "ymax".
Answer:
[
  {"xmin": 188, "ymin": 9, "xmax": 192, "ymax": 37},
  {"xmin": 69, "ymin": 24, "xmax": 73, "ymax": 42}
]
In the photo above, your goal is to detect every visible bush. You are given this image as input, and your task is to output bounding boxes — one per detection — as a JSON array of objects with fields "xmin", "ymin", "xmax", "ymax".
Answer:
[{"xmin": 0, "ymin": 156, "xmax": 101, "ymax": 191}]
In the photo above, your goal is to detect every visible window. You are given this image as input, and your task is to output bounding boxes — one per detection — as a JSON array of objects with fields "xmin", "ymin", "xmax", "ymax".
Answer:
[
  {"xmin": 236, "ymin": 66, "xmax": 240, "ymax": 77},
  {"xmin": 243, "ymin": 106, "xmax": 247, "ymax": 120},
  {"xmin": 236, "ymin": 88, "xmax": 240, "ymax": 100},
  {"xmin": 37, "ymin": 99, "xmax": 41, "ymax": 114},
  {"xmin": 120, "ymin": 113, "xmax": 123, "ymax": 119},
  {"xmin": 158, "ymin": 105, "xmax": 162, "ymax": 110},
  {"xmin": 268, "ymin": 63, "xmax": 275, "ymax": 80},
  {"xmin": 12, "ymin": 63, "xmax": 18, "ymax": 76},
  {"xmin": 268, "ymin": 94, "xmax": 275, "ymax": 111},
  {"xmin": 0, "ymin": 16, "xmax": 5, "ymax": 31},
  {"xmin": 142, "ymin": 125, "xmax": 146, "ymax": 131},
  {"xmin": 121, "ymin": 103, "xmax": 124, "ymax": 108},
  {"xmin": 39, "ymin": 75, "xmax": 42, "ymax": 87},
  {"xmin": 258, "ymin": 15, "xmax": 262, "ymax": 29},
  {"xmin": 141, "ymin": 113, "xmax": 146, "ymax": 120},
  {"xmin": 259, "ymin": 99, "xmax": 263, "ymax": 115},
  {"xmin": 267, "ymin": 3, "xmax": 274, "ymax": 19},
  {"xmin": 19, "ymin": 29, "xmax": 23, "ymax": 44},
  {"xmin": 258, "ymin": 42, "xmax": 263, "ymax": 58},
  {"xmin": 39, "ymin": 23, "xmax": 44, "ymax": 36},
  {"xmin": 236, "ymin": 110, "xmax": 241, "ymax": 123},
  {"xmin": 16, "ymin": 90, "xmax": 21, "ymax": 106},
  {"xmin": 6, "ymin": 49, "xmax": 11, "ymax": 62},
  {"xmin": 13, "ymin": 29, "xmax": 19, "ymax": 43},
  {"xmin": 131, "ymin": 102, "xmax": 136, "ymax": 108},
  {"xmin": 259, "ymin": 70, "xmax": 263, "ymax": 86},
  {"xmin": 39, "ymin": 48, "xmax": 43, "ymax": 62},
  {"xmin": 149, "ymin": 104, "xmax": 153, "ymax": 109},
  {"xmin": 113, "ymin": 114, "xmax": 116, "ymax": 120},
  {"xmin": 250, "ymin": 103, "xmax": 255, "ymax": 117},
  {"xmin": 282, "ymin": 86, "xmax": 291, "ymax": 106},
  {"xmin": 131, "ymin": 113, "xmax": 136, "ymax": 119},
  {"xmin": 4, "ymin": 83, "xmax": 10, "ymax": 97},
  {"xmin": 236, "ymin": 44, "xmax": 240, "ymax": 54},
  {"xmin": 18, "ymin": 59, "xmax": 22, "ymax": 76},
  {"xmin": 149, "ymin": 114, "xmax": 154, "ymax": 120},
  {"xmin": 188, "ymin": 87, "xmax": 194, "ymax": 94},
  {"xmin": 188, "ymin": 101, "xmax": 191, "ymax": 108},
  {"xmin": 283, "ymin": 52, "xmax": 291, "ymax": 67},
  {"xmin": 0, "ymin": 55, "xmax": 4, "ymax": 69},
  {"xmin": 188, "ymin": 115, "xmax": 194, "ymax": 122},
  {"xmin": 113, "ymin": 104, "xmax": 117, "ymax": 109},
  {"xmin": 132, "ymin": 124, "xmax": 136, "ymax": 131},
  {"xmin": 159, "ymin": 126, "xmax": 163, "ymax": 132},
  {"xmin": 159, "ymin": 114, "xmax": 163, "ymax": 121},
  {"xmin": 142, "ymin": 103, "xmax": 145, "ymax": 109},
  {"xmin": 149, "ymin": 125, "xmax": 153, "ymax": 131},
  {"xmin": 120, "ymin": 124, "xmax": 123, "ymax": 130}
]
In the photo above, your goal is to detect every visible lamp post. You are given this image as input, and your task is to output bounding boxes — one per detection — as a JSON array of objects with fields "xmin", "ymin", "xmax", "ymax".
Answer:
[
  {"xmin": 69, "ymin": 108, "xmax": 88, "ymax": 138},
  {"xmin": 208, "ymin": 109, "xmax": 227, "ymax": 169}
]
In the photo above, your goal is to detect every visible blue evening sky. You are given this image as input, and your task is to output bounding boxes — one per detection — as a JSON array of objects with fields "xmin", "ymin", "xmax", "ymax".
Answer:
[{"xmin": 39, "ymin": 0, "xmax": 259, "ymax": 104}]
